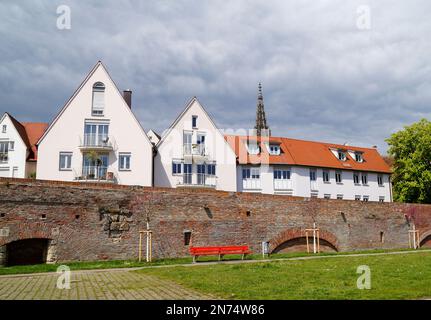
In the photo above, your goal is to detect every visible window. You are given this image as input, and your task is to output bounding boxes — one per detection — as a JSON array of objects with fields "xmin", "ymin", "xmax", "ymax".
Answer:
[
  {"xmin": 353, "ymin": 172, "xmax": 360, "ymax": 184},
  {"xmin": 338, "ymin": 151, "xmax": 346, "ymax": 161},
  {"xmin": 379, "ymin": 196, "xmax": 385, "ymax": 203},
  {"xmin": 246, "ymin": 142, "xmax": 260, "ymax": 155},
  {"xmin": 324, "ymin": 194, "xmax": 331, "ymax": 199},
  {"xmin": 323, "ymin": 170, "xmax": 330, "ymax": 183},
  {"xmin": 274, "ymin": 170, "xmax": 291, "ymax": 180},
  {"xmin": 377, "ymin": 174, "xmax": 384, "ymax": 186},
  {"xmin": 363, "ymin": 195, "xmax": 369, "ymax": 202},
  {"xmin": 337, "ymin": 194, "xmax": 343, "ymax": 200},
  {"xmin": 309, "ymin": 169, "xmax": 317, "ymax": 181},
  {"xmin": 361, "ymin": 173, "xmax": 368, "ymax": 185},
  {"xmin": 207, "ymin": 163, "xmax": 216, "ymax": 176},
  {"xmin": 268, "ymin": 144, "xmax": 281, "ymax": 155},
  {"xmin": 119, "ymin": 153, "xmax": 131, "ymax": 171},
  {"xmin": 242, "ymin": 167, "xmax": 261, "ymax": 189},
  {"xmin": 2, "ymin": 125, "xmax": 6, "ymax": 133},
  {"xmin": 8, "ymin": 141, "xmax": 14, "ymax": 151},
  {"xmin": 59, "ymin": 152, "xmax": 72, "ymax": 170},
  {"xmin": 0, "ymin": 141, "xmax": 9, "ymax": 161},
  {"xmin": 335, "ymin": 171, "xmax": 342, "ymax": 183},
  {"xmin": 192, "ymin": 115, "xmax": 198, "ymax": 128},
  {"xmin": 183, "ymin": 131, "xmax": 192, "ymax": 154},
  {"xmin": 355, "ymin": 195, "xmax": 361, "ymax": 201},
  {"xmin": 84, "ymin": 123, "xmax": 109, "ymax": 147},
  {"xmin": 355, "ymin": 153, "xmax": 363, "ymax": 162},
  {"xmin": 92, "ymin": 82, "xmax": 105, "ymax": 116},
  {"xmin": 184, "ymin": 231, "xmax": 192, "ymax": 246},
  {"xmin": 172, "ymin": 161, "xmax": 182, "ymax": 175}
]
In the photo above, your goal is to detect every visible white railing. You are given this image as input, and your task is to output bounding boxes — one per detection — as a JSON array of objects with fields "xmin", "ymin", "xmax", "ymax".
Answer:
[
  {"xmin": 0, "ymin": 153, "xmax": 8, "ymax": 162},
  {"xmin": 183, "ymin": 144, "xmax": 205, "ymax": 156},
  {"xmin": 179, "ymin": 173, "xmax": 216, "ymax": 187},
  {"xmin": 243, "ymin": 179, "xmax": 261, "ymax": 190},
  {"xmin": 274, "ymin": 179, "xmax": 292, "ymax": 190},
  {"xmin": 80, "ymin": 134, "xmax": 113, "ymax": 149},
  {"xmin": 80, "ymin": 166, "xmax": 108, "ymax": 181},
  {"xmin": 310, "ymin": 181, "xmax": 318, "ymax": 191}
]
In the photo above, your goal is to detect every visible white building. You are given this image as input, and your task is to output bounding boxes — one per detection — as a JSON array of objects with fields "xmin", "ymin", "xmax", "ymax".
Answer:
[
  {"xmin": 0, "ymin": 113, "xmax": 47, "ymax": 178},
  {"xmin": 225, "ymin": 135, "xmax": 392, "ymax": 202},
  {"xmin": 154, "ymin": 97, "xmax": 237, "ymax": 191},
  {"xmin": 36, "ymin": 61, "xmax": 153, "ymax": 186}
]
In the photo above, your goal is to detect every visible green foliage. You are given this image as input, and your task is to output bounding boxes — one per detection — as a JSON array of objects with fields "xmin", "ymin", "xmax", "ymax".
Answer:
[{"xmin": 386, "ymin": 119, "xmax": 431, "ymax": 203}]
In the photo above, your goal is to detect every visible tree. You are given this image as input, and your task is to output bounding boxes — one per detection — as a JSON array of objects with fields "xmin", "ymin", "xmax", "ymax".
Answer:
[{"xmin": 386, "ymin": 119, "xmax": 431, "ymax": 203}]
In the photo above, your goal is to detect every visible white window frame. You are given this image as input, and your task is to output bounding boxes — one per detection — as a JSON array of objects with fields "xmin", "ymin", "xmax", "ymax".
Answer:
[
  {"xmin": 119, "ymin": 153, "xmax": 131, "ymax": 171},
  {"xmin": 337, "ymin": 194, "xmax": 343, "ymax": 200},
  {"xmin": 59, "ymin": 152, "xmax": 72, "ymax": 171},
  {"xmin": 355, "ymin": 195, "xmax": 361, "ymax": 201},
  {"xmin": 246, "ymin": 142, "xmax": 260, "ymax": 155},
  {"xmin": 338, "ymin": 151, "xmax": 346, "ymax": 161},
  {"xmin": 172, "ymin": 160, "xmax": 182, "ymax": 175},
  {"xmin": 377, "ymin": 174, "xmax": 384, "ymax": 186},
  {"xmin": 361, "ymin": 173, "xmax": 368, "ymax": 185},
  {"xmin": 8, "ymin": 141, "xmax": 14, "ymax": 151},
  {"xmin": 242, "ymin": 167, "xmax": 261, "ymax": 190},
  {"xmin": 353, "ymin": 172, "xmax": 360, "ymax": 185},
  {"xmin": 92, "ymin": 82, "xmax": 105, "ymax": 116},
  {"xmin": 379, "ymin": 196, "xmax": 385, "ymax": 203},
  {"xmin": 335, "ymin": 170, "xmax": 342, "ymax": 184},
  {"xmin": 192, "ymin": 115, "xmax": 198, "ymax": 128},
  {"xmin": 363, "ymin": 195, "xmax": 369, "ymax": 202},
  {"xmin": 355, "ymin": 152, "xmax": 363, "ymax": 163},
  {"xmin": 324, "ymin": 194, "xmax": 331, "ymax": 199},
  {"xmin": 323, "ymin": 170, "xmax": 330, "ymax": 183},
  {"xmin": 266, "ymin": 143, "xmax": 281, "ymax": 155}
]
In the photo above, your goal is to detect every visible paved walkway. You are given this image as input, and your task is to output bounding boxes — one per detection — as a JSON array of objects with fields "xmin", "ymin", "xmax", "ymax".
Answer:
[{"xmin": 0, "ymin": 270, "xmax": 214, "ymax": 300}]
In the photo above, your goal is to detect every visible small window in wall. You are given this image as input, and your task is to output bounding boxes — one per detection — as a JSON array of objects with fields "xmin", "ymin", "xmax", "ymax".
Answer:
[
  {"xmin": 274, "ymin": 169, "xmax": 291, "ymax": 180},
  {"xmin": 172, "ymin": 161, "xmax": 182, "ymax": 175},
  {"xmin": 361, "ymin": 173, "xmax": 368, "ymax": 185},
  {"xmin": 338, "ymin": 151, "xmax": 346, "ymax": 161},
  {"xmin": 335, "ymin": 171, "xmax": 342, "ymax": 183},
  {"xmin": 353, "ymin": 172, "xmax": 360, "ymax": 185},
  {"xmin": 192, "ymin": 115, "xmax": 198, "ymax": 128},
  {"xmin": 323, "ymin": 170, "xmax": 330, "ymax": 183},
  {"xmin": 309, "ymin": 169, "xmax": 317, "ymax": 181},
  {"xmin": 8, "ymin": 141, "xmax": 14, "ymax": 151},
  {"xmin": 207, "ymin": 163, "xmax": 216, "ymax": 176},
  {"xmin": 337, "ymin": 194, "xmax": 343, "ymax": 200},
  {"xmin": 324, "ymin": 194, "xmax": 331, "ymax": 199},
  {"xmin": 379, "ymin": 196, "xmax": 385, "ymax": 203},
  {"xmin": 268, "ymin": 144, "xmax": 281, "ymax": 155},
  {"xmin": 363, "ymin": 195, "xmax": 369, "ymax": 202},
  {"xmin": 355, "ymin": 195, "xmax": 361, "ymax": 201},
  {"xmin": 380, "ymin": 231, "xmax": 384, "ymax": 243},
  {"xmin": 184, "ymin": 231, "xmax": 192, "ymax": 246},
  {"xmin": 119, "ymin": 153, "xmax": 131, "ymax": 171},
  {"xmin": 92, "ymin": 82, "xmax": 105, "ymax": 116},
  {"xmin": 59, "ymin": 152, "xmax": 72, "ymax": 171},
  {"xmin": 377, "ymin": 174, "xmax": 384, "ymax": 186},
  {"xmin": 2, "ymin": 125, "xmax": 6, "ymax": 133},
  {"xmin": 355, "ymin": 152, "xmax": 363, "ymax": 162}
]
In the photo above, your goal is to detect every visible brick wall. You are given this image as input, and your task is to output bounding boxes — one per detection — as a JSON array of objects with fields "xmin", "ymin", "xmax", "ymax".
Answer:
[{"xmin": 0, "ymin": 178, "xmax": 431, "ymax": 265}]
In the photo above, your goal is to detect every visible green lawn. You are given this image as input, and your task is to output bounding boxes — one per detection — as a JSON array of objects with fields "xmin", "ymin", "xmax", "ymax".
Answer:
[{"xmin": 137, "ymin": 251, "xmax": 431, "ymax": 300}]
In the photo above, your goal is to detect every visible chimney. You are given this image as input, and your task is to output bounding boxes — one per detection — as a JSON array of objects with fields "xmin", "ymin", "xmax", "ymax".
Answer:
[{"xmin": 123, "ymin": 90, "xmax": 132, "ymax": 108}]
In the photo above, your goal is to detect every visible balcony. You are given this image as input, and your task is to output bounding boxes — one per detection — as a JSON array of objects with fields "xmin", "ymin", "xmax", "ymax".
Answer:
[
  {"xmin": 178, "ymin": 173, "xmax": 216, "ymax": 188},
  {"xmin": 274, "ymin": 179, "xmax": 293, "ymax": 190},
  {"xmin": 0, "ymin": 153, "xmax": 8, "ymax": 163},
  {"xmin": 310, "ymin": 181, "xmax": 318, "ymax": 191},
  {"xmin": 75, "ymin": 166, "xmax": 115, "ymax": 183},
  {"xmin": 183, "ymin": 144, "xmax": 207, "ymax": 161},
  {"xmin": 79, "ymin": 134, "xmax": 114, "ymax": 151},
  {"xmin": 242, "ymin": 179, "xmax": 261, "ymax": 190}
]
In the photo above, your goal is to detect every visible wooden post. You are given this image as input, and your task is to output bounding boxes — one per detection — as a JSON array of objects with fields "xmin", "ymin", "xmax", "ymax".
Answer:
[
  {"xmin": 305, "ymin": 226, "xmax": 320, "ymax": 254},
  {"xmin": 139, "ymin": 230, "xmax": 153, "ymax": 262},
  {"xmin": 138, "ymin": 231, "xmax": 143, "ymax": 262},
  {"xmin": 305, "ymin": 230, "xmax": 310, "ymax": 253}
]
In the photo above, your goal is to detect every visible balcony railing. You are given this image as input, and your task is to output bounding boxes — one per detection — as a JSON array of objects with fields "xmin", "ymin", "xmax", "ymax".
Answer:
[
  {"xmin": 242, "ymin": 179, "xmax": 261, "ymax": 190},
  {"xmin": 274, "ymin": 179, "xmax": 293, "ymax": 190},
  {"xmin": 0, "ymin": 153, "xmax": 8, "ymax": 162},
  {"xmin": 78, "ymin": 166, "xmax": 110, "ymax": 181},
  {"xmin": 79, "ymin": 134, "xmax": 114, "ymax": 150},
  {"xmin": 310, "ymin": 181, "xmax": 318, "ymax": 191},
  {"xmin": 179, "ymin": 173, "xmax": 216, "ymax": 187},
  {"xmin": 183, "ymin": 144, "xmax": 206, "ymax": 156}
]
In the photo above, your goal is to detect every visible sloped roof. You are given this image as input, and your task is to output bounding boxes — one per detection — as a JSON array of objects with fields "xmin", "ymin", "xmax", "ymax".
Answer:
[
  {"xmin": 225, "ymin": 135, "xmax": 392, "ymax": 174},
  {"xmin": 22, "ymin": 122, "xmax": 48, "ymax": 161},
  {"xmin": 6, "ymin": 113, "xmax": 31, "ymax": 149}
]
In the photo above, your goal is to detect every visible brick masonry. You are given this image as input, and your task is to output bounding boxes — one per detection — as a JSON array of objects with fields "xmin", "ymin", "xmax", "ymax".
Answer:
[{"xmin": 0, "ymin": 178, "xmax": 431, "ymax": 265}]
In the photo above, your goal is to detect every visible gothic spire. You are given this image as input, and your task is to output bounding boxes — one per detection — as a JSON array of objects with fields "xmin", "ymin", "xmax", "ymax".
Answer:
[{"xmin": 254, "ymin": 83, "xmax": 270, "ymax": 136}]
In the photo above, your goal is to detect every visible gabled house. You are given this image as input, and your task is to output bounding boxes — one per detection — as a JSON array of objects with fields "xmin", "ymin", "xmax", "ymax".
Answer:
[
  {"xmin": 0, "ymin": 113, "xmax": 48, "ymax": 178},
  {"xmin": 36, "ymin": 61, "xmax": 153, "ymax": 186},
  {"xmin": 154, "ymin": 97, "xmax": 237, "ymax": 191}
]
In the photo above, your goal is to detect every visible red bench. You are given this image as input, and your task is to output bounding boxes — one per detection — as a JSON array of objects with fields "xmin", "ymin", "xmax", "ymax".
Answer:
[{"xmin": 190, "ymin": 245, "xmax": 251, "ymax": 263}]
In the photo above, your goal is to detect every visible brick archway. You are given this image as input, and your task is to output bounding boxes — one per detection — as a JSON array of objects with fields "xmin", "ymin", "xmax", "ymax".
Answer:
[
  {"xmin": 419, "ymin": 230, "xmax": 431, "ymax": 248},
  {"xmin": 268, "ymin": 228, "xmax": 339, "ymax": 253},
  {"xmin": 0, "ymin": 222, "xmax": 53, "ymax": 247}
]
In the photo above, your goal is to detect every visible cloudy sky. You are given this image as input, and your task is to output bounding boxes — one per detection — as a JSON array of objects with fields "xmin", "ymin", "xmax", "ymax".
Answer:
[{"xmin": 1, "ymin": 1, "xmax": 430, "ymax": 153}]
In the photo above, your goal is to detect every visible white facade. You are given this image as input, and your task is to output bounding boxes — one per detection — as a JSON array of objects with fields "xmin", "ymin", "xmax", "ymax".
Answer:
[
  {"xmin": 36, "ymin": 62, "xmax": 153, "ymax": 186},
  {"xmin": 237, "ymin": 165, "xmax": 392, "ymax": 202},
  {"xmin": 154, "ymin": 98, "xmax": 237, "ymax": 192},
  {"xmin": 0, "ymin": 114, "xmax": 29, "ymax": 178}
]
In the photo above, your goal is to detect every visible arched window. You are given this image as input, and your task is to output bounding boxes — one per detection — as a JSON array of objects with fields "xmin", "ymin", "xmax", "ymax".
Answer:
[{"xmin": 92, "ymin": 82, "xmax": 105, "ymax": 116}]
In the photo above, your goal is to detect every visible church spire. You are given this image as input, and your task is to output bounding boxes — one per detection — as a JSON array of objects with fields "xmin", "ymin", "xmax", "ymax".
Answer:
[{"xmin": 254, "ymin": 83, "xmax": 270, "ymax": 136}]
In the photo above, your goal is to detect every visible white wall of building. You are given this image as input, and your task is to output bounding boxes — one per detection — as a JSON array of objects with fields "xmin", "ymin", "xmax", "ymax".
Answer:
[
  {"xmin": 36, "ymin": 62, "xmax": 153, "ymax": 186},
  {"xmin": 0, "ymin": 114, "xmax": 28, "ymax": 178},
  {"xmin": 237, "ymin": 164, "xmax": 392, "ymax": 202},
  {"xmin": 154, "ymin": 98, "xmax": 237, "ymax": 192}
]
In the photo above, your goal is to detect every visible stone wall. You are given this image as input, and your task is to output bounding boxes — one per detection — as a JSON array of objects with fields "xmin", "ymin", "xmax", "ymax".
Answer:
[{"xmin": 0, "ymin": 178, "xmax": 431, "ymax": 265}]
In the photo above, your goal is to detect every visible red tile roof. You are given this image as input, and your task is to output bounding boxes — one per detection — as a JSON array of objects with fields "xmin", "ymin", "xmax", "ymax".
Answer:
[
  {"xmin": 224, "ymin": 135, "xmax": 392, "ymax": 174},
  {"xmin": 21, "ymin": 122, "xmax": 48, "ymax": 161}
]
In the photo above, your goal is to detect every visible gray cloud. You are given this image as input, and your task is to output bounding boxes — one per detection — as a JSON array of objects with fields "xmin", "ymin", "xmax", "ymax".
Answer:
[{"xmin": 1, "ymin": 0, "xmax": 431, "ymax": 153}]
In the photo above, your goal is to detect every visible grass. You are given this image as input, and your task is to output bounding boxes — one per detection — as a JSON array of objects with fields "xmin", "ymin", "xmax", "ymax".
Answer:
[
  {"xmin": 137, "ymin": 251, "xmax": 431, "ymax": 300},
  {"xmin": 0, "ymin": 247, "xmax": 426, "ymax": 276}
]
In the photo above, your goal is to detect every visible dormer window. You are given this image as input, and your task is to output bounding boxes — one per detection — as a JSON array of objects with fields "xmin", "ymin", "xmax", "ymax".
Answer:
[
  {"xmin": 92, "ymin": 82, "xmax": 105, "ymax": 116},
  {"xmin": 355, "ymin": 152, "xmax": 363, "ymax": 163},
  {"xmin": 246, "ymin": 142, "xmax": 260, "ymax": 155},
  {"xmin": 338, "ymin": 151, "xmax": 346, "ymax": 161},
  {"xmin": 267, "ymin": 144, "xmax": 281, "ymax": 155},
  {"xmin": 192, "ymin": 115, "xmax": 198, "ymax": 128}
]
